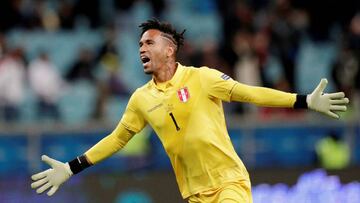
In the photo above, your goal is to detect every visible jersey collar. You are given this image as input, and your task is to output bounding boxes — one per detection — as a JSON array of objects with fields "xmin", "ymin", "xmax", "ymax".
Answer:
[{"xmin": 150, "ymin": 62, "xmax": 184, "ymax": 91}]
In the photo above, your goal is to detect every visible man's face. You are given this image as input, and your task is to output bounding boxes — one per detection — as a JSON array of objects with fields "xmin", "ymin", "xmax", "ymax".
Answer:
[{"xmin": 139, "ymin": 29, "xmax": 170, "ymax": 75}]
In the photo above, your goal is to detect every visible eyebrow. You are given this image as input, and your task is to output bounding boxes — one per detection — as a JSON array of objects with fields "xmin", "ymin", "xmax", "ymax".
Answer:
[{"xmin": 139, "ymin": 39, "xmax": 154, "ymax": 46}]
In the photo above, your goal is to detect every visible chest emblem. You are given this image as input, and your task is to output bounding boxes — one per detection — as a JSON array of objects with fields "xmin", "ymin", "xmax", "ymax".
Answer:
[{"xmin": 177, "ymin": 87, "xmax": 190, "ymax": 103}]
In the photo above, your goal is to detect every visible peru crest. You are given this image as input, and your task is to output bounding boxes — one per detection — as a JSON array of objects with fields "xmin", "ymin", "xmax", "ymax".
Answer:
[{"xmin": 177, "ymin": 87, "xmax": 190, "ymax": 102}]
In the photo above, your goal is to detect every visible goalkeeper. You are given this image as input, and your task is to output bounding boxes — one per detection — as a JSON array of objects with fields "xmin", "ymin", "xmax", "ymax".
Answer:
[{"xmin": 31, "ymin": 19, "xmax": 349, "ymax": 203}]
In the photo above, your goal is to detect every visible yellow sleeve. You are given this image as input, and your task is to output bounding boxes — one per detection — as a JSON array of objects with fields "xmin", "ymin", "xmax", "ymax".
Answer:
[
  {"xmin": 84, "ymin": 91, "xmax": 147, "ymax": 164},
  {"xmin": 85, "ymin": 122, "xmax": 135, "ymax": 164},
  {"xmin": 230, "ymin": 82, "xmax": 297, "ymax": 107},
  {"xmin": 199, "ymin": 67, "xmax": 238, "ymax": 102},
  {"xmin": 119, "ymin": 91, "xmax": 147, "ymax": 133}
]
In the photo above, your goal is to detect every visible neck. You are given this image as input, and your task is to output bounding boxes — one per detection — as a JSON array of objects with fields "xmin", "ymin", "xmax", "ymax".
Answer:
[{"xmin": 153, "ymin": 61, "xmax": 177, "ymax": 83}]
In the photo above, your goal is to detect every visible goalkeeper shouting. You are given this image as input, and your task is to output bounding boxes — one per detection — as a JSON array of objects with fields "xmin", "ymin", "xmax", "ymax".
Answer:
[{"xmin": 31, "ymin": 19, "xmax": 349, "ymax": 203}]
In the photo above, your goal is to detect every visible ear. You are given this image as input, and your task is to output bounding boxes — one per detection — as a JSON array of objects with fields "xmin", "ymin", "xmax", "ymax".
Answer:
[{"xmin": 166, "ymin": 45, "xmax": 175, "ymax": 58}]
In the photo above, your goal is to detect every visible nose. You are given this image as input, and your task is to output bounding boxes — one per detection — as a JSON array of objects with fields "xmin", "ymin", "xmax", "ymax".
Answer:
[{"xmin": 139, "ymin": 46, "xmax": 146, "ymax": 54}]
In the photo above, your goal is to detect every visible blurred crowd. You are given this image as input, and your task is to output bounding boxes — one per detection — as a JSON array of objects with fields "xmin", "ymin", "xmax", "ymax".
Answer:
[
  {"xmin": 0, "ymin": 0, "xmax": 359, "ymax": 124},
  {"xmin": 0, "ymin": 25, "xmax": 130, "ymax": 123}
]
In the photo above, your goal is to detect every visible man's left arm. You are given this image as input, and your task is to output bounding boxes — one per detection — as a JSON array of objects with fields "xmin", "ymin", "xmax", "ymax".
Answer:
[
  {"xmin": 199, "ymin": 67, "xmax": 348, "ymax": 119},
  {"xmin": 230, "ymin": 78, "xmax": 349, "ymax": 119}
]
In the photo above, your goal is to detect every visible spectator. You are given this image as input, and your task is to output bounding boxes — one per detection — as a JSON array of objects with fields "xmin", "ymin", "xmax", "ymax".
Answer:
[
  {"xmin": 232, "ymin": 29, "xmax": 261, "ymax": 114},
  {"xmin": 74, "ymin": 0, "xmax": 100, "ymax": 29},
  {"xmin": 65, "ymin": 48, "xmax": 96, "ymax": 82},
  {"xmin": 58, "ymin": 1, "xmax": 75, "ymax": 30},
  {"xmin": 0, "ymin": 0, "xmax": 22, "ymax": 32},
  {"xmin": 331, "ymin": 47, "xmax": 358, "ymax": 102},
  {"xmin": 93, "ymin": 27, "xmax": 130, "ymax": 120},
  {"xmin": 0, "ymin": 48, "xmax": 26, "ymax": 122},
  {"xmin": 216, "ymin": 0, "xmax": 254, "ymax": 74},
  {"xmin": 233, "ymin": 29, "xmax": 258, "ymax": 84},
  {"xmin": 315, "ymin": 132, "xmax": 351, "ymax": 170},
  {"xmin": 268, "ymin": 0, "xmax": 305, "ymax": 91},
  {"xmin": 332, "ymin": 13, "xmax": 360, "ymax": 118},
  {"xmin": 0, "ymin": 33, "xmax": 6, "ymax": 57},
  {"xmin": 28, "ymin": 51, "xmax": 66, "ymax": 121},
  {"xmin": 114, "ymin": 0, "xmax": 166, "ymax": 18},
  {"xmin": 348, "ymin": 13, "xmax": 360, "ymax": 92}
]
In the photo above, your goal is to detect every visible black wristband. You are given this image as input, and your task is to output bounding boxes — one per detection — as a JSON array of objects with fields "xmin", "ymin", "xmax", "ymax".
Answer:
[
  {"xmin": 68, "ymin": 155, "xmax": 91, "ymax": 174},
  {"xmin": 294, "ymin": 94, "xmax": 308, "ymax": 109}
]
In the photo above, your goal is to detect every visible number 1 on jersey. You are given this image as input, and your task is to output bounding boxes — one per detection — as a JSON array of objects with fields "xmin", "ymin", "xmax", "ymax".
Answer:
[{"xmin": 169, "ymin": 112, "xmax": 180, "ymax": 131}]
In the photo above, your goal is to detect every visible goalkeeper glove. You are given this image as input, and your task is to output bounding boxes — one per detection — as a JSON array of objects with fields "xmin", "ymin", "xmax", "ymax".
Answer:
[
  {"xmin": 31, "ymin": 155, "xmax": 73, "ymax": 196},
  {"xmin": 307, "ymin": 78, "xmax": 349, "ymax": 119}
]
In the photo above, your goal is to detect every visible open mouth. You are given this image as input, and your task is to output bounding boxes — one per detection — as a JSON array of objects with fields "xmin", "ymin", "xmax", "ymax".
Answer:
[{"xmin": 141, "ymin": 56, "xmax": 150, "ymax": 65}]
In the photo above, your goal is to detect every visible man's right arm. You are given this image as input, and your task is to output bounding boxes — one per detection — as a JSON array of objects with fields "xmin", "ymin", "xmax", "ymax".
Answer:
[
  {"xmin": 84, "ymin": 123, "xmax": 136, "ymax": 165},
  {"xmin": 31, "ymin": 91, "xmax": 146, "ymax": 196},
  {"xmin": 30, "ymin": 124, "xmax": 136, "ymax": 196},
  {"xmin": 67, "ymin": 122, "xmax": 136, "ymax": 174}
]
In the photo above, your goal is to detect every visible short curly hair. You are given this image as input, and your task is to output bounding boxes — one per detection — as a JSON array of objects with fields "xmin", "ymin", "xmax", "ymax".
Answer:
[{"xmin": 139, "ymin": 19, "xmax": 185, "ymax": 52}]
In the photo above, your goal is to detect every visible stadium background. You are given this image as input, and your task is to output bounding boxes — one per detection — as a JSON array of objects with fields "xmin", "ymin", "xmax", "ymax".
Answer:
[{"xmin": 0, "ymin": 0, "xmax": 359, "ymax": 202}]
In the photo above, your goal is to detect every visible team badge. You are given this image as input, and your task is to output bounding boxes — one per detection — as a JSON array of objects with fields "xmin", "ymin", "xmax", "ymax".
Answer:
[{"xmin": 177, "ymin": 87, "xmax": 190, "ymax": 102}]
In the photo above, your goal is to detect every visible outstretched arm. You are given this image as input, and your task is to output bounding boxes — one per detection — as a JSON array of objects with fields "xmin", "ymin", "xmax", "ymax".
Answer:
[
  {"xmin": 230, "ymin": 82, "xmax": 297, "ymax": 107},
  {"xmin": 230, "ymin": 78, "xmax": 349, "ymax": 119},
  {"xmin": 31, "ymin": 123, "xmax": 135, "ymax": 196},
  {"xmin": 199, "ymin": 67, "xmax": 348, "ymax": 118},
  {"xmin": 84, "ymin": 122, "xmax": 135, "ymax": 165}
]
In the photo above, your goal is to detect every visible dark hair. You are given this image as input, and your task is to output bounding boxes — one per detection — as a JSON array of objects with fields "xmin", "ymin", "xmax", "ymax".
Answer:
[{"xmin": 139, "ymin": 19, "xmax": 185, "ymax": 51}]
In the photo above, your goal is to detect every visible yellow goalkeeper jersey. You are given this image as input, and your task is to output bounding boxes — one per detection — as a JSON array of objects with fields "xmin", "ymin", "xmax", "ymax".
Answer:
[{"xmin": 120, "ymin": 63, "xmax": 251, "ymax": 198}]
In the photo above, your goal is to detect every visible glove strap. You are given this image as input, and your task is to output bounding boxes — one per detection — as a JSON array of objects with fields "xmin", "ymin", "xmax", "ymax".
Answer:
[
  {"xmin": 294, "ymin": 94, "xmax": 308, "ymax": 109},
  {"xmin": 68, "ymin": 155, "xmax": 92, "ymax": 174}
]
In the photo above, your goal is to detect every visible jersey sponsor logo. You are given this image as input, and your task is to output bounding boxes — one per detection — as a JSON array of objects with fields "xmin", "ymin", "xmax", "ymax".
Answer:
[
  {"xmin": 221, "ymin": 73, "xmax": 231, "ymax": 80},
  {"xmin": 177, "ymin": 87, "xmax": 190, "ymax": 102}
]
